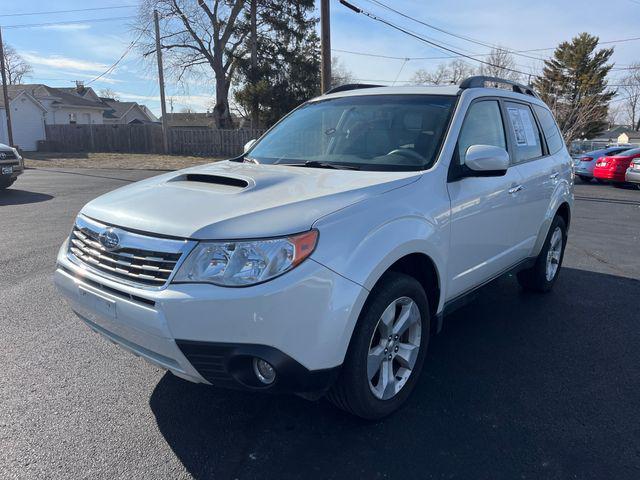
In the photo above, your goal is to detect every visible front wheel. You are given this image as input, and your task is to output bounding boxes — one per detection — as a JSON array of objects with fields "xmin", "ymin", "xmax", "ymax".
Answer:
[
  {"xmin": 327, "ymin": 272, "xmax": 430, "ymax": 419},
  {"xmin": 0, "ymin": 178, "xmax": 15, "ymax": 190},
  {"xmin": 517, "ymin": 216, "xmax": 567, "ymax": 292}
]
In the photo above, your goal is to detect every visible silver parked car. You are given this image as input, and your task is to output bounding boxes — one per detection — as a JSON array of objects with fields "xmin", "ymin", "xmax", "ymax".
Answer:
[
  {"xmin": 574, "ymin": 146, "xmax": 633, "ymax": 183},
  {"xmin": 625, "ymin": 158, "xmax": 640, "ymax": 189}
]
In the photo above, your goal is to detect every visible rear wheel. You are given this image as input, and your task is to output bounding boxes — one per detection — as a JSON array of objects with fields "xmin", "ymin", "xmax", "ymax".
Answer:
[
  {"xmin": 327, "ymin": 272, "xmax": 430, "ymax": 419},
  {"xmin": 517, "ymin": 216, "xmax": 567, "ymax": 292}
]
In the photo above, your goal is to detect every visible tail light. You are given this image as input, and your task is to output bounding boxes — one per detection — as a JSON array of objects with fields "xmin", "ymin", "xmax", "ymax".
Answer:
[{"xmin": 580, "ymin": 156, "xmax": 593, "ymax": 162}]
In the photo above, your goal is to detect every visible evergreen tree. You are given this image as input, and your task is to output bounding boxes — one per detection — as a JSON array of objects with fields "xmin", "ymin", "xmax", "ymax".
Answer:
[
  {"xmin": 234, "ymin": 1, "xmax": 319, "ymax": 128},
  {"xmin": 534, "ymin": 33, "xmax": 614, "ymax": 143}
]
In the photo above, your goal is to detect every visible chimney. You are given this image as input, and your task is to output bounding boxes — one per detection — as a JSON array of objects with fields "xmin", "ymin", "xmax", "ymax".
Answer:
[{"xmin": 75, "ymin": 80, "xmax": 85, "ymax": 94}]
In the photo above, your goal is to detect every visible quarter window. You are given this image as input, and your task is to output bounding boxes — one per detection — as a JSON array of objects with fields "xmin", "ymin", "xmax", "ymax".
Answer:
[
  {"xmin": 457, "ymin": 100, "xmax": 506, "ymax": 163},
  {"xmin": 533, "ymin": 105, "xmax": 564, "ymax": 154},
  {"xmin": 505, "ymin": 102, "xmax": 543, "ymax": 162}
]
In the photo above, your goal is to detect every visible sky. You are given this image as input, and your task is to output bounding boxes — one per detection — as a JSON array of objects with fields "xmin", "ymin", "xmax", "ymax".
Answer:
[{"xmin": 2, "ymin": 0, "xmax": 639, "ymax": 116}]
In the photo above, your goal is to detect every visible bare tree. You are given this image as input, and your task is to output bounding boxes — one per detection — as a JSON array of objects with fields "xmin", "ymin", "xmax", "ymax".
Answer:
[
  {"xmin": 1, "ymin": 44, "xmax": 32, "ymax": 85},
  {"xmin": 331, "ymin": 56, "xmax": 354, "ymax": 87},
  {"xmin": 98, "ymin": 88, "xmax": 120, "ymax": 101},
  {"xmin": 411, "ymin": 59, "xmax": 475, "ymax": 85},
  {"xmin": 478, "ymin": 47, "xmax": 521, "ymax": 82},
  {"xmin": 137, "ymin": 0, "xmax": 247, "ymax": 128},
  {"xmin": 619, "ymin": 63, "xmax": 640, "ymax": 130}
]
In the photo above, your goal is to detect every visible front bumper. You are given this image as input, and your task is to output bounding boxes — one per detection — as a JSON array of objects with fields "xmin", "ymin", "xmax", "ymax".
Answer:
[
  {"xmin": 0, "ymin": 159, "xmax": 24, "ymax": 183},
  {"xmin": 54, "ymin": 246, "xmax": 366, "ymax": 394},
  {"xmin": 625, "ymin": 168, "xmax": 640, "ymax": 184}
]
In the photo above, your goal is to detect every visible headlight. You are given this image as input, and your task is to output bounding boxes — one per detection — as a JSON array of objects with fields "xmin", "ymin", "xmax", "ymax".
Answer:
[{"xmin": 173, "ymin": 230, "xmax": 318, "ymax": 286}]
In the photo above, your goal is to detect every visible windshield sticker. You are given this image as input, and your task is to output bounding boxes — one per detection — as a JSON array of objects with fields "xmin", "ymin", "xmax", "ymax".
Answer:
[{"xmin": 507, "ymin": 107, "xmax": 537, "ymax": 146}]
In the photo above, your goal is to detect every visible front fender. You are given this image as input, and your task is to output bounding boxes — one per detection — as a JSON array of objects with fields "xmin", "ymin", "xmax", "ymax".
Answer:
[{"xmin": 312, "ymin": 199, "xmax": 449, "ymax": 315}]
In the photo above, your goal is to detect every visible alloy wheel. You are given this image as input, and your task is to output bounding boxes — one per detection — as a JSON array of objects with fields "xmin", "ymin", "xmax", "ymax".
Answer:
[
  {"xmin": 367, "ymin": 297, "xmax": 422, "ymax": 400},
  {"xmin": 546, "ymin": 226, "xmax": 563, "ymax": 281}
]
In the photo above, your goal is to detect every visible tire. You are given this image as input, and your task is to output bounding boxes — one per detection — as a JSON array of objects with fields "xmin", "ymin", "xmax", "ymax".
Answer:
[
  {"xmin": 594, "ymin": 178, "xmax": 606, "ymax": 184},
  {"xmin": 577, "ymin": 175, "xmax": 592, "ymax": 183},
  {"xmin": 517, "ymin": 216, "xmax": 567, "ymax": 293},
  {"xmin": 327, "ymin": 272, "xmax": 430, "ymax": 420},
  {"xmin": 0, "ymin": 178, "xmax": 15, "ymax": 190}
]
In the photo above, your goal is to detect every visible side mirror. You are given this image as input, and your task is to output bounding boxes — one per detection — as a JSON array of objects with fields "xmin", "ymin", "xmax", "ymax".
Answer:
[
  {"xmin": 243, "ymin": 139, "xmax": 257, "ymax": 153},
  {"xmin": 464, "ymin": 144, "xmax": 509, "ymax": 175}
]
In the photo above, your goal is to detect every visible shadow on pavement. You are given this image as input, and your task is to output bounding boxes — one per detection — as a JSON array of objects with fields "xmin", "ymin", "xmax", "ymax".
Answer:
[
  {"xmin": 0, "ymin": 189, "xmax": 53, "ymax": 206},
  {"xmin": 150, "ymin": 267, "xmax": 640, "ymax": 480}
]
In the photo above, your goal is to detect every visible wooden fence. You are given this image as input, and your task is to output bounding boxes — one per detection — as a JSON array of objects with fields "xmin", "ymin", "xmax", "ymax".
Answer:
[{"xmin": 43, "ymin": 124, "xmax": 267, "ymax": 157}]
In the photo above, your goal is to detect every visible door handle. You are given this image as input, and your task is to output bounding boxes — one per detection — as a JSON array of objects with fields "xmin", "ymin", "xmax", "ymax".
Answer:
[
  {"xmin": 508, "ymin": 185, "xmax": 524, "ymax": 194},
  {"xmin": 549, "ymin": 172, "xmax": 559, "ymax": 180}
]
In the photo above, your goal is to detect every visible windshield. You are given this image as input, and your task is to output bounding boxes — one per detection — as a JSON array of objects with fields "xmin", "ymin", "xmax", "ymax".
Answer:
[{"xmin": 246, "ymin": 94, "xmax": 457, "ymax": 171}]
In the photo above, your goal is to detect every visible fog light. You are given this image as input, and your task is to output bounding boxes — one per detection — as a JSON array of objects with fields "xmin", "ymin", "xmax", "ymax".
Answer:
[{"xmin": 252, "ymin": 358, "xmax": 276, "ymax": 385}]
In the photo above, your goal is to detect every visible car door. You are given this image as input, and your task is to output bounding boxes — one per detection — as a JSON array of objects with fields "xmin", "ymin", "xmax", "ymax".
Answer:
[
  {"xmin": 446, "ymin": 99, "xmax": 525, "ymax": 299},
  {"xmin": 507, "ymin": 102, "xmax": 561, "ymax": 257}
]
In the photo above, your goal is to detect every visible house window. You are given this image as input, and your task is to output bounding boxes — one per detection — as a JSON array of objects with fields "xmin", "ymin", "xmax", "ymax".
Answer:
[{"xmin": 69, "ymin": 113, "xmax": 77, "ymax": 124}]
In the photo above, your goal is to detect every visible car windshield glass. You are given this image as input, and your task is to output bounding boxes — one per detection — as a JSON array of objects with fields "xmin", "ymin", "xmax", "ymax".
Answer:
[
  {"xmin": 614, "ymin": 147, "xmax": 640, "ymax": 156},
  {"xmin": 246, "ymin": 94, "xmax": 457, "ymax": 171}
]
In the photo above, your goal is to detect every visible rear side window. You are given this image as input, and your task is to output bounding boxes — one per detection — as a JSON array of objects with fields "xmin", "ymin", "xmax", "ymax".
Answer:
[
  {"xmin": 615, "ymin": 147, "xmax": 640, "ymax": 156},
  {"xmin": 457, "ymin": 100, "xmax": 506, "ymax": 163},
  {"xmin": 533, "ymin": 105, "xmax": 564, "ymax": 154},
  {"xmin": 505, "ymin": 102, "xmax": 543, "ymax": 163}
]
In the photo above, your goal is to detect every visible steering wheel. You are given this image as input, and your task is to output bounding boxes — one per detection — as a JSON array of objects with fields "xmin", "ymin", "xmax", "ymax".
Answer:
[{"xmin": 386, "ymin": 148, "xmax": 425, "ymax": 163}]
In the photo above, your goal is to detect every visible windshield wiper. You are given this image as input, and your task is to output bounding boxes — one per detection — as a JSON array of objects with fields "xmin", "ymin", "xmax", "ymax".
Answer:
[{"xmin": 280, "ymin": 160, "xmax": 360, "ymax": 170}]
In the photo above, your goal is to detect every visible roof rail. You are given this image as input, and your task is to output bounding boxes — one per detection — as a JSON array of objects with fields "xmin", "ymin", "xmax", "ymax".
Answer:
[
  {"xmin": 324, "ymin": 83, "xmax": 384, "ymax": 95},
  {"xmin": 459, "ymin": 76, "xmax": 539, "ymax": 98}
]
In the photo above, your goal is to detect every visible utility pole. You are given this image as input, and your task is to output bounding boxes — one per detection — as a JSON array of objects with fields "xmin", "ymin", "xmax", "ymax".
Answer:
[
  {"xmin": 154, "ymin": 10, "xmax": 169, "ymax": 154},
  {"xmin": 320, "ymin": 0, "xmax": 331, "ymax": 93},
  {"xmin": 0, "ymin": 27, "xmax": 14, "ymax": 147},
  {"xmin": 250, "ymin": 0, "xmax": 258, "ymax": 129}
]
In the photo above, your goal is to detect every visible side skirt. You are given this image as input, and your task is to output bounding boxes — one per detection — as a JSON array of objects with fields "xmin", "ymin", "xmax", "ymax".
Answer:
[{"xmin": 439, "ymin": 257, "xmax": 536, "ymax": 330}]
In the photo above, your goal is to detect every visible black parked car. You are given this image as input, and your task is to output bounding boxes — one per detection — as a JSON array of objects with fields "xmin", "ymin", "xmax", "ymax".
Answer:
[{"xmin": 0, "ymin": 143, "xmax": 24, "ymax": 190}]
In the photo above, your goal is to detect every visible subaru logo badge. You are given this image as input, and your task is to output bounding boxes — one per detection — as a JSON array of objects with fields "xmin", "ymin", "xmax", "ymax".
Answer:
[
  {"xmin": 0, "ymin": 152, "xmax": 6, "ymax": 160},
  {"xmin": 99, "ymin": 228, "xmax": 120, "ymax": 251}
]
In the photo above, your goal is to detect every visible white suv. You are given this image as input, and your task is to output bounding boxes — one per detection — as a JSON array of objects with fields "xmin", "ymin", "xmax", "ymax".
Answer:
[{"xmin": 55, "ymin": 76, "xmax": 573, "ymax": 419}]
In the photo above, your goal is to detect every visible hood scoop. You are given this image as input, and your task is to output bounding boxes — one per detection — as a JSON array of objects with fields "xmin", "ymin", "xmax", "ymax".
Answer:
[{"xmin": 169, "ymin": 173, "xmax": 250, "ymax": 191}]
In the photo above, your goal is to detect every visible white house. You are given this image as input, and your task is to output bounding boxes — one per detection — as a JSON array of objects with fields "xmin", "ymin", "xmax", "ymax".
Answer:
[
  {"xmin": 0, "ymin": 89, "xmax": 47, "ymax": 151},
  {"xmin": 1, "ymin": 83, "xmax": 157, "ymax": 150},
  {"xmin": 14, "ymin": 84, "xmax": 107, "ymax": 125},
  {"xmin": 60, "ymin": 84, "xmax": 157, "ymax": 124}
]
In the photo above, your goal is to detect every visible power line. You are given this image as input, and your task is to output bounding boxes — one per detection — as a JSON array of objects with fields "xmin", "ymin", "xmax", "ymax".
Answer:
[
  {"xmin": 364, "ymin": 0, "xmax": 547, "ymax": 62},
  {"xmin": 3, "ymin": 16, "xmax": 137, "ymax": 29},
  {"xmin": 339, "ymin": 0, "xmax": 537, "ymax": 79},
  {"xmin": 86, "ymin": 26, "xmax": 149, "ymax": 86},
  {"xmin": 0, "ymin": 5, "xmax": 137, "ymax": 18}
]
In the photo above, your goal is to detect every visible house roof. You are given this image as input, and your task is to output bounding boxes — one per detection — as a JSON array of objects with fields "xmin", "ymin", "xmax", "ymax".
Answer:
[
  {"xmin": 160, "ymin": 112, "xmax": 216, "ymax": 127},
  {"xmin": 8, "ymin": 84, "xmax": 107, "ymax": 109},
  {"xmin": 622, "ymin": 130, "xmax": 640, "ymax": 140},
  {"xmin": 100, "ymin": 99, "xmax": 157, "ymax": 122},
  {"xmin": 0, "ymin": 87, "xmax": 47, "ymax": 111}
]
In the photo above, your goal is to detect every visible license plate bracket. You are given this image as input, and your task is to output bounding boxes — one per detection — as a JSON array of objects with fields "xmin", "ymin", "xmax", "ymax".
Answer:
[{"xmin": 78, "ymin": 286, "xmax": 117, "ymax": 320}]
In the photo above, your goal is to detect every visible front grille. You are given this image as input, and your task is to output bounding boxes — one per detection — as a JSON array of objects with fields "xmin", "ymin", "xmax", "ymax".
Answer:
[
  {"xmin": 68, "ymin": 216, "xmax": 193, "ymax": 288},
  {"xmin": 0, "ymin": 151, "xmax": 16, "ymax": 160}
]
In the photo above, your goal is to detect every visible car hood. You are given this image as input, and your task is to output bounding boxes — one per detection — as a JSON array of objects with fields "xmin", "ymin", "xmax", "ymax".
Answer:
[{"xmin": 81, "ymin": 161, "xmax": 421, "ymax": 239}]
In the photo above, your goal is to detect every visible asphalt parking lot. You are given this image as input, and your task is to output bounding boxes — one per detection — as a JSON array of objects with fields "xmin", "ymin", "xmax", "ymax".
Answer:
[{"xmin": 1, "ymin": 168, "xmax": 639, "ymax": 480}]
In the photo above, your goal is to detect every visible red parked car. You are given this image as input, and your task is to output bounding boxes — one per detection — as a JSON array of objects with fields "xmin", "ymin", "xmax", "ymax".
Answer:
[{"xmin": 593, "ymin": 147, "xmax": 640, "ymax": 184}]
